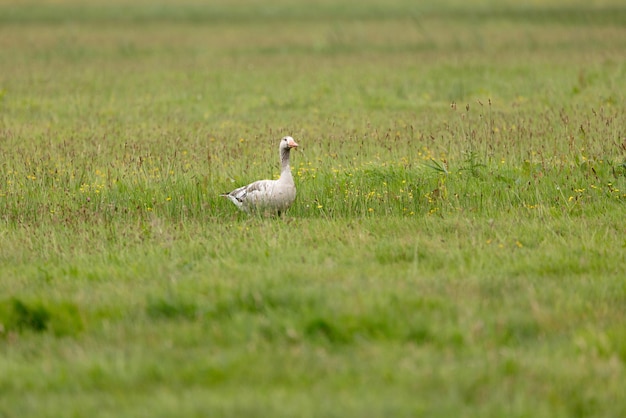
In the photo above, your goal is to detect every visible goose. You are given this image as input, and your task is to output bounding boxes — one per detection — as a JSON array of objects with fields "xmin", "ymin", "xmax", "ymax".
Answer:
[{"xmin": 221, "ymin": 136, "xmax": 299, "ymax": 214}]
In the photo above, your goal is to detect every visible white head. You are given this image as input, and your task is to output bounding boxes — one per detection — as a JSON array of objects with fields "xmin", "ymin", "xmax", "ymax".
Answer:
[{"xmin": 280, "ymin": 136, "xmax": 299, "ymax": 151}]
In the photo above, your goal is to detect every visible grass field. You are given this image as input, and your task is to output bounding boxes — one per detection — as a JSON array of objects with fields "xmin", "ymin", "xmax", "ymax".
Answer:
[{"xmin": 1, "ymin": 0, "xmax": 626, "ymax": 416}]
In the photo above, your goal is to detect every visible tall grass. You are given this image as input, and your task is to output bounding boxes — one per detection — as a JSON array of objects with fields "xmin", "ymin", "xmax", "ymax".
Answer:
[{"xmin": 2, "ymin": 100, "xmax": 623, "ymax": 224}]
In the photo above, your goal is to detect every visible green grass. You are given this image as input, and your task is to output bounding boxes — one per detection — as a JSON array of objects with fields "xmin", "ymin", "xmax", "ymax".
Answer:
[{"xmin": 1, "ymin": 0, "xmax": 626, "ymax": 416}]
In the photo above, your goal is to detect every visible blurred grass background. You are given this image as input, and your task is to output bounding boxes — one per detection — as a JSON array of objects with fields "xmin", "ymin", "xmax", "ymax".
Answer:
[{"xmin": 1, "ymin": 1, "xmax": 625, "ymax": 417}]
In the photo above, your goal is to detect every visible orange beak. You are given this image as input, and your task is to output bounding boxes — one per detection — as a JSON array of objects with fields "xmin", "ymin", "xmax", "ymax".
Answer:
[{"xmin": 287, "ymin": 138, "xmax": 299, "ymax": 148}]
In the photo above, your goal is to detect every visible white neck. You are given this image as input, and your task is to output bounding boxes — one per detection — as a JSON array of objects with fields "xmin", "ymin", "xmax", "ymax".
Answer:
[{"xmin": 280, "ymin": 147, "xmax": 292, "ymax": 177}]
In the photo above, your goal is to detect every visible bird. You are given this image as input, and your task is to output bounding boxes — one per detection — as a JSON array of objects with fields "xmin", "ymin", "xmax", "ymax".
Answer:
[{"xmin": 221, "ymin": 136, "xmax": 299, "ymax": 215}]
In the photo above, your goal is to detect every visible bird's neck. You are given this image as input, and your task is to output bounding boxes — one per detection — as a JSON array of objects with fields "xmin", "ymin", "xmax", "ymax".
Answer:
[{"xmin": 280, "ymin": 149, "xmax": 292, "ymax": 176}]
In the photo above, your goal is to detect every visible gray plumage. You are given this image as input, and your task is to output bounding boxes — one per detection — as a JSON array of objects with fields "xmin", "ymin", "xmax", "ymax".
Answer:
[{"xmin": 221, "ymin": 136, "xmax": 299, "ymax": 214}]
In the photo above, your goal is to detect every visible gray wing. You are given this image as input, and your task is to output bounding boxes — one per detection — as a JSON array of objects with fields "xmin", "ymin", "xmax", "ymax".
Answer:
[{"xmin": 227, "ymin": 179, "xmax": 275, "ymax": 203}]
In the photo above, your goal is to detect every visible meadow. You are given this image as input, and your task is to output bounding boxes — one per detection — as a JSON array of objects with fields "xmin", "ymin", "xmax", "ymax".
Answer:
[{"xmin": 1, "ymin": 0, "xmax": 625, "ymax": 416}]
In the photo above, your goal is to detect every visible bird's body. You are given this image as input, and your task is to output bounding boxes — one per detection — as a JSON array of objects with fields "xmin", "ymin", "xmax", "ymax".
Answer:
[{"xmin": 221, "ymin": 136, "xmax": 299, "ymax": 215}]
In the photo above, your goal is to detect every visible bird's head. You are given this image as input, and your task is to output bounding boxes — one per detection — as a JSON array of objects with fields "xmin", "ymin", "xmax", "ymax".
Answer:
[{"xmin": 280, "ymin": 136, "xmax": 299, "ymax": 151}]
